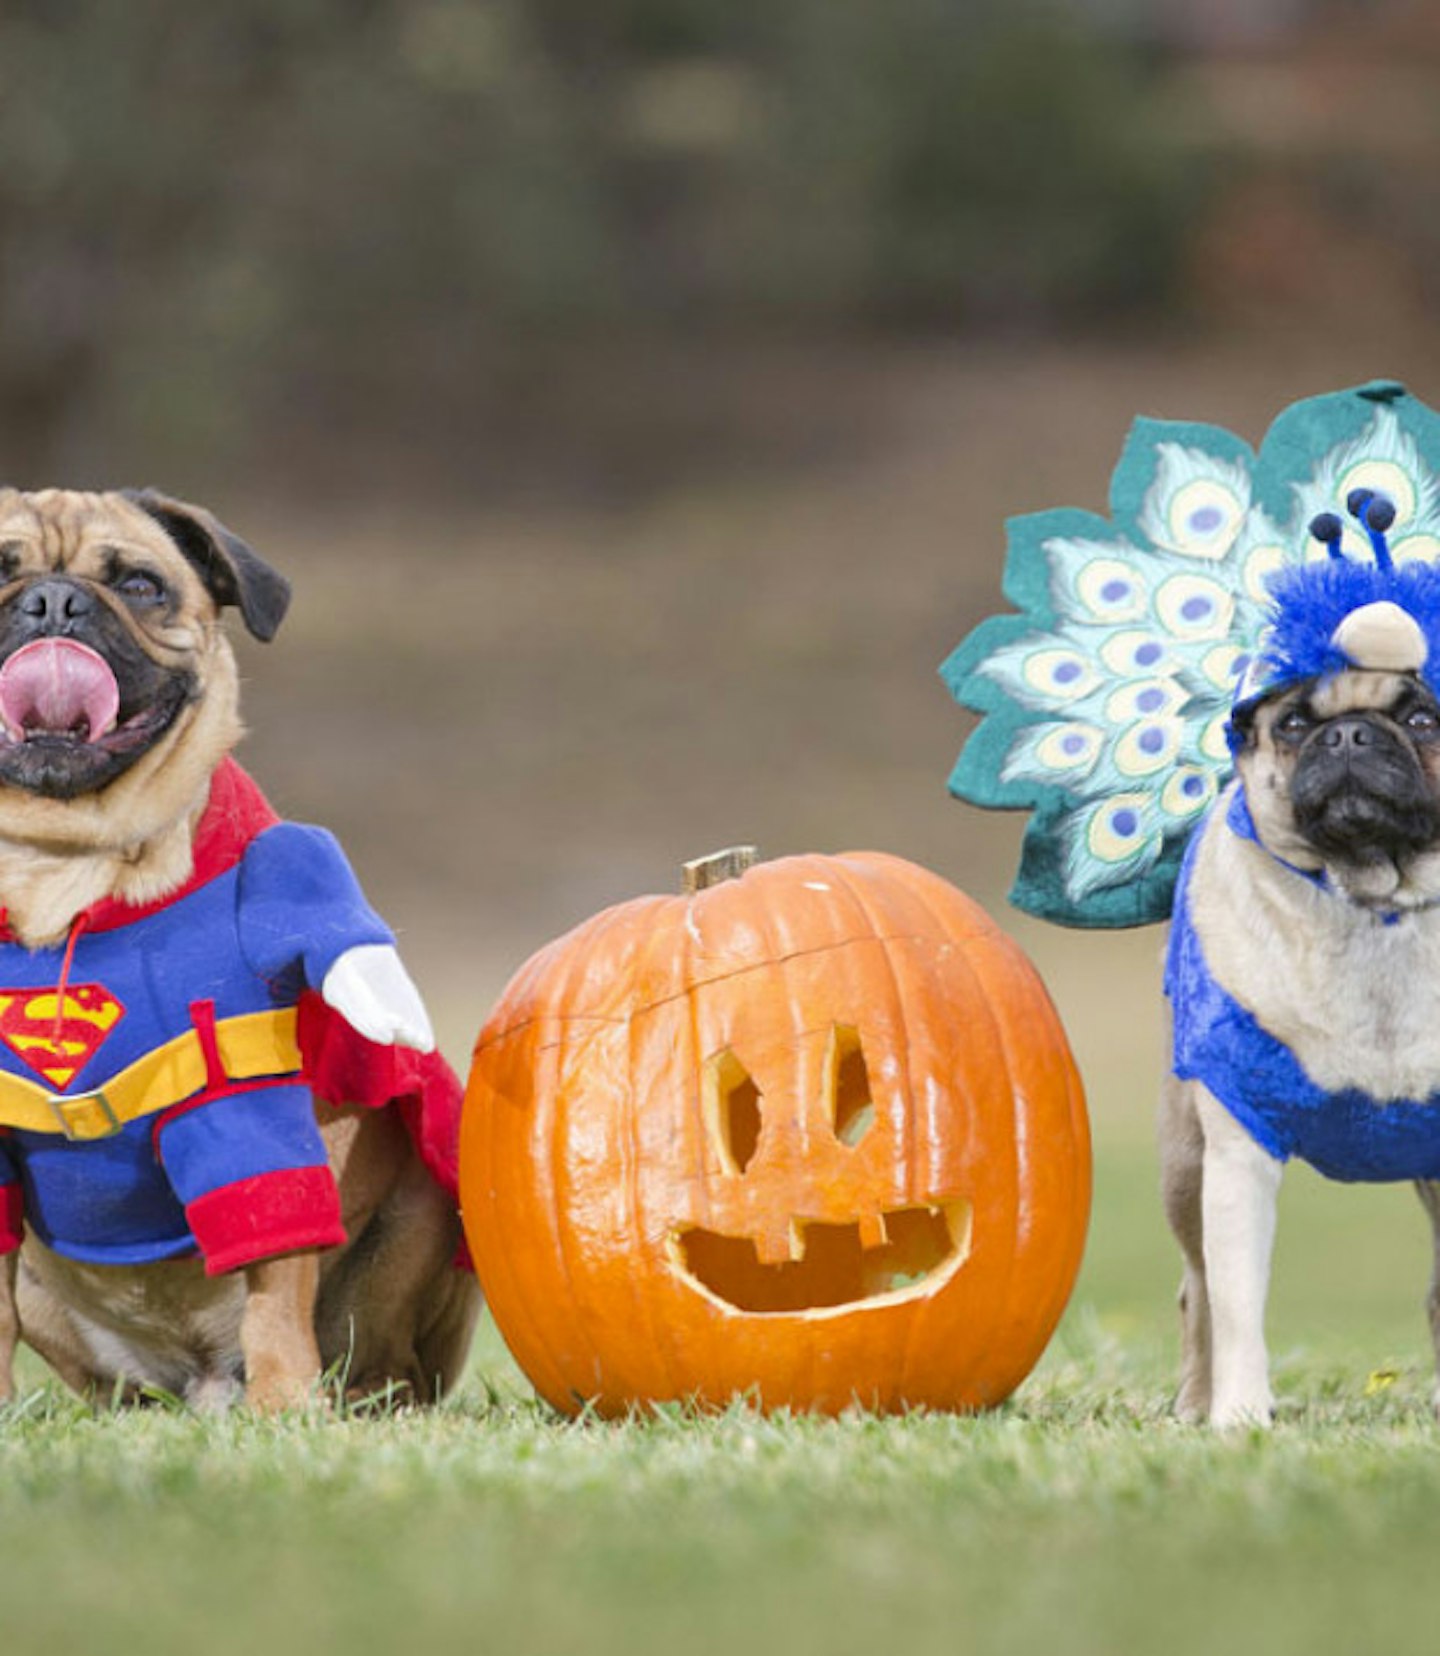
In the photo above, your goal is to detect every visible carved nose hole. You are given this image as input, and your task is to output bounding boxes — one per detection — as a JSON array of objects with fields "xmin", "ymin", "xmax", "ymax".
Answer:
[
  {"xmin": 703, "ymin": 1048, "xmax": 762, "ymax": 1174},
  {"xmin": 828, "ymin": 1025, "xmax": 875, "ymax": 1147}
]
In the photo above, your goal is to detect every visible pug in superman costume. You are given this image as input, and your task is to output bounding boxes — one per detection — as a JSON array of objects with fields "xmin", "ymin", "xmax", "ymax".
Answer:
[{"xmin": 0, "ymin": 488, "xmax": 479, "ymax": 1411}]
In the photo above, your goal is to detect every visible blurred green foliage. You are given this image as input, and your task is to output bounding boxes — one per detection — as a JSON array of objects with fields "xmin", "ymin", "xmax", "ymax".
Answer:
[{"xmin": 0, "ymin": 0, "xmax": 1202, "ymax": 480}]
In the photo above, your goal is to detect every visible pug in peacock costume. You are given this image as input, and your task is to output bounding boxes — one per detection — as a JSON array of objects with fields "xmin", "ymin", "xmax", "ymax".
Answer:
[{"xmin": 944, "ymin": 381, "xmax": 1440, "ymax": 1428}]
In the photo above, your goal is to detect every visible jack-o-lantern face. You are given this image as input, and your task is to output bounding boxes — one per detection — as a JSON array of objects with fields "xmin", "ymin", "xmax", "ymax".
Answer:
[
  {"xmin": 462, "ymin": 850, "xmax": 1089, "ymax": 1417},
  {"xmin": 670, "ymin": 1028, "xmax": 973, "ymax": 1315}
]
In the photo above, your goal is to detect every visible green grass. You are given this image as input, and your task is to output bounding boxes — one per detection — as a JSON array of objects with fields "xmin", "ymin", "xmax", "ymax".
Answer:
[{"xmin": 6, "ymin": 1134, "xmax": 1440, "ymax": 1656}]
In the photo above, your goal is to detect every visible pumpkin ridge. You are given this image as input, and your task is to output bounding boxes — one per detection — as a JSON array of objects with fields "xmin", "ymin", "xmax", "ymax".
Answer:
[
  {"xmin": 943, "ymin": 925, "xmax": 1025, "ymax": 1402},
  {"xmin": 470, "ymin": 1027, "xmax": 573, "ymax": 1407},
  {"xmin": 624, "ymin": 893, "xmax": 689, "ymax": 1403},
  {"xmin": 963, "ymin": 925, "xmax": 1089, "ymax": 1395},
  {"xmin": 823, "ymin": 855, "xmax": 932, "ymax": 1401}
]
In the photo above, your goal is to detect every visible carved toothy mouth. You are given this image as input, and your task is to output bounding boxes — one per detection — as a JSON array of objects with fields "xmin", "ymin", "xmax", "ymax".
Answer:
[{"xmin": 667, "ymin": 1200, "xmax": 972, "ymax": 1317}]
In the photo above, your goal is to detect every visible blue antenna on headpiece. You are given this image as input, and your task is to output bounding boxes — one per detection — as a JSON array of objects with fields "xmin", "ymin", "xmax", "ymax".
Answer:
[
  {"xmin": 1307, "ymin": 511, "xmax": 1345, "ymax": 560},
  {"xmin": 1306, "ymin": 490, "xmax": 1397, "ymax": 572},
  {"xmin": 1347, "ymin": 487, "xmax": 1396, "ymax": 572}
]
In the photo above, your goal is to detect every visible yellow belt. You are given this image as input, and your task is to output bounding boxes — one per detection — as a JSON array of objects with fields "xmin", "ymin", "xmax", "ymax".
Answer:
[{"xmin": 0, "ymin": 1008, "xmax": 302, "ymax": 1141}]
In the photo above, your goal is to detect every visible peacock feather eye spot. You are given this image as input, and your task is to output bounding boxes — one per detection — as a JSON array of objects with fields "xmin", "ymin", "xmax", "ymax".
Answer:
[
  {"xmin": 1160, "ymin": 765, "xmax": 1216, "ymax": 819},
  {"xmin": 1080, "ymin": 790, "xmax": 1157, "ymax": 869},
  {"xmin": 1161, "ymin": 474, "xmax": 1246, "ymax": 558},
  {"xmin": 1052, "ymin": 661, "xmax": 1082, "ymax": 684},
  {"xmin": 1137, "ymin": 687, "xmax": 1166, "ymax": 713},
  {"xmin": 1074, "ymin": 558, "xmax": 1149, "ymax": 621},
  {"xmin": 1115, "ymin": 716, "xmax": 1181, "ymax": 777},
  {"xmin": 1156, "ymin": 572, "xmax": 1234, "ymax": 638},
  {"xmin": 1007, "ymin": 722, "xmax": 1104, "ymax": 782},
  {"xmin": 1099, "ymin": 630, "xmax": 1171, "ymax": 677}
]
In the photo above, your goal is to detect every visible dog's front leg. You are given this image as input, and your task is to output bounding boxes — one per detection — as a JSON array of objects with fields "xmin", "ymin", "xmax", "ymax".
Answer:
[
  {"xmin": 1160, "ymin": 1077, "xmax": 1211, "ymax": 1422},
  {"xmin": 1196, "ymin": 1087, "xmax": 1283, "ymax": 1428},
  {"xmin": 0, "ymin": 1250, "xmax": 16, "ymax": 1403},
  {"xmin": 1414, "ymin": 1180, "xmax": 1440, "ymax": 1417},
  {"xmin": 241, "ymin": 1251, "xmax": 324, "ymax": 1413}
]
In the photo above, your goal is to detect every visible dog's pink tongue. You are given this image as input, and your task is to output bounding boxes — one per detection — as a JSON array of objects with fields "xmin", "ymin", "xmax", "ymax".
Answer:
[{"xmin": 0, "ymin": 639, "xmax": 120, "ymax": 742}]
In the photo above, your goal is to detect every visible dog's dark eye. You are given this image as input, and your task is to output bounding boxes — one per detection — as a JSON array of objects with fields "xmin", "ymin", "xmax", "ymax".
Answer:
[
  {"xmin": 1404, "ymin": 705, "xmax": 1440, "ymax": 736},
  {"xmin": 1275, "ymin": 708, "xmax": 1314, "ymax": 742},
  {"xmin": 113, "ymin": 570, "xmax": 167, "ymax": 607}
]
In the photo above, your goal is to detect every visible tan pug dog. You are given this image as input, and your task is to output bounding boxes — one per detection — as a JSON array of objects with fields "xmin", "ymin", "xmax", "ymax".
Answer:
[
  {"xmin": 1160, "ymin": 599, "xmax": 1440, "ymax": 1427},
  {"xmin": 0, "ymin": 488, "xmax": 479, "ymax": 1411}
]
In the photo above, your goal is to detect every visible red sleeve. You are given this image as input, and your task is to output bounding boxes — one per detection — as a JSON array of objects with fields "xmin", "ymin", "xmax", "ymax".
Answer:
[{"xmin": 186, "ymin": 1166, "xmax": 345, "ymax": 1277}]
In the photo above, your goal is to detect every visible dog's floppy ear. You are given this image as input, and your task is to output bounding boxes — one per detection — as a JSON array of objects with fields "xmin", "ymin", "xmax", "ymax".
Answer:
[{"xmin": 122, "ymin": 488, "xmax": 292, "ymax": 642}]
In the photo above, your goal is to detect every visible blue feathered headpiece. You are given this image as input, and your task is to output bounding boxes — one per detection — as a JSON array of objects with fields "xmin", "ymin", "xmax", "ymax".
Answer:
[{"xmin": 1229, "ymin": 488, "xmax": 1440, "ymax": 747}]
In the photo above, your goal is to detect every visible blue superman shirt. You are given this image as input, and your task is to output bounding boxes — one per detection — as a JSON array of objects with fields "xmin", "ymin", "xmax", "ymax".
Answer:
[
  {"xmin": 0, "ymin": 822, "xmax": 394, "ymax": 1272},
  {"xmin": 1165, "ymin": 799, "xmax": 1440, "ymax": 1182}
]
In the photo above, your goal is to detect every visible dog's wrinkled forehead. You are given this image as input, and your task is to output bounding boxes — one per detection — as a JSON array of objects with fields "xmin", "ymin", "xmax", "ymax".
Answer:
[
  {"xmin": 0, "ymin": 488, "xmax": 182, "ymax": 576},
  {"xmin": 1305, "ymin": 669, "xmax": 1418, "ymax": 720},
  {"xmin": 0, "ymin": 487, "xmax": 289, "ymax": 640}
]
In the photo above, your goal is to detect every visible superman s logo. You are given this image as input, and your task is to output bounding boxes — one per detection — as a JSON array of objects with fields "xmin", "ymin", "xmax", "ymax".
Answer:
[{"xmin": 0, "ymin": 984, "xmax": 127, "ymax": 1090}]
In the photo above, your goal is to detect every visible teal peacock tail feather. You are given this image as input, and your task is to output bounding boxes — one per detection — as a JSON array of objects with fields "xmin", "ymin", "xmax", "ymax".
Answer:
[{"xmin": 941, "ymin": 381, "xmax": 1440, "ymax": 927}]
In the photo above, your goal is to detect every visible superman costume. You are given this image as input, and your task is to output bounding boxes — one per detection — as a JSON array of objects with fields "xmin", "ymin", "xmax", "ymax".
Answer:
[
  {"xmin": 1166, "ymin": 786, "xmax": 1440, "ymax": 1183},
  {"xmin": 0, "ymin": 760, "xmax": 464, "ymax": 1274}
]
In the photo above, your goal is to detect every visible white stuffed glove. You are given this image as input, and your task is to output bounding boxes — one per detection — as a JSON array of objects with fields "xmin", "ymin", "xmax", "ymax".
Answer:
[{"xmin": 321, "ymin": 944, "xmax": 436, "ymax": 1053}]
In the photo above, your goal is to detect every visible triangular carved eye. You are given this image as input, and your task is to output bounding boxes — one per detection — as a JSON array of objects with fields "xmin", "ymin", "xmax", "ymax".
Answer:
[
  {"xmin": 827, "ymin": 1025, "xmax": 875, "ymax": 1147},
  {"xmin": 703, "ymin": 1048, "xmax": 762, "ymax": 1174}
]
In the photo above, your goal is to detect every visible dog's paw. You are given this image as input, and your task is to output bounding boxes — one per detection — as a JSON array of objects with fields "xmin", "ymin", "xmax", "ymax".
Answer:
[
  {"xmin": 1208, "ymin": 1391, "xmax": 1274, "ymax": 1430},
  {"xmin": 1174, "ymin": 1384, "xmax": 1210, "ymax": 1425},
  {"xmin": 244, "ymin": 1369, "xmax": 331, "ymax": 1416},
  {"xmin": 184, "ymin": 1374, "xmax": 243, "ymax": 1414},
  {"xmin": 321, "ymin": 944, "xmax": 435, "ymax": 1052}
]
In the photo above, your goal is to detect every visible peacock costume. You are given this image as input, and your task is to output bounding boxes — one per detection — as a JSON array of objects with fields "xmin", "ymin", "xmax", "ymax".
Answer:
[{"xmin": 943, "ymin": 380, "xmax": 1440, "ymax": 1182}]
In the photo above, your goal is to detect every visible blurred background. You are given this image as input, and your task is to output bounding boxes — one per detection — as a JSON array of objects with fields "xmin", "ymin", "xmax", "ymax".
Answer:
[{"xmin": 7, "ymin": 0, "xmax": 1440, "ymax": 1368}]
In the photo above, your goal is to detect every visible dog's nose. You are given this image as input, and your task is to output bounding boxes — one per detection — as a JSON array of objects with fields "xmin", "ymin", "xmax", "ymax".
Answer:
[
  {"xmin": 18, "ymin": 579, "xmax": 96, "ymax": 630},
  {"xmin": 1316, "ymin": 715, "xmax": 1378, "ymax": 752}
]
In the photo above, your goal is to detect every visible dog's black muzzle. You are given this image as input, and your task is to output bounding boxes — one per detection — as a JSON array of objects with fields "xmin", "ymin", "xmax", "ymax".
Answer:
[
  {"xmin": 0, "ymin": 576, "xmax": 192, "ymax": 799},
  {"xmin": 1, "ymin": 576, "xmax": 146, "ymax": 672},
  {"xmin": 1291, "ymin": 713, "xmax": 1440, "ymax": 862}
]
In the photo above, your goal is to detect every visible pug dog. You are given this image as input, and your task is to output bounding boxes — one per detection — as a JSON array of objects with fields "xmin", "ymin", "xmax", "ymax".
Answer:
[
  {"xmin": 1159, "ymin": 498, "xmax": 1440, "ymax": 1427},
  {"xmin": 0, "ymin": 487, "xmax": 479, "ymax": 1411}
]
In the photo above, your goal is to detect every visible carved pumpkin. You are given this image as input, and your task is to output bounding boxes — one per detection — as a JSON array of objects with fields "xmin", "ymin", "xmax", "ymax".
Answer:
[{"xmin": 461, "ymin": 849, "xmax": 1090, "ymax": 1416}]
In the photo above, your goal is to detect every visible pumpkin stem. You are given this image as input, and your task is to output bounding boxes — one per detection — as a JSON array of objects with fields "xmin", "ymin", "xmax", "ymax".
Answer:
[{"xmin": 682, "ymin": 845, "xmax": 759, "ymax": 894}]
